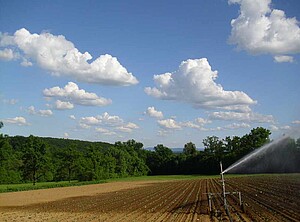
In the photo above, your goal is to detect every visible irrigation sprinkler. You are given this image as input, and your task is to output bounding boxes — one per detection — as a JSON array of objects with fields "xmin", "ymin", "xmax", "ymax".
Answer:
[
  {"xmin": 220, "ymin": 161, "xmax": 233, "ymax": 222},
  {"xmin": 204, "ymin": 162, "xmax": 243, "ymax": 221}
]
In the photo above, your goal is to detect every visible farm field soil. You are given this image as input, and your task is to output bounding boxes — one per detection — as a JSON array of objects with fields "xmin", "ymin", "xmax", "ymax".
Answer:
[{"xmin": 0, "ymin": 174, "xmax": 299, "ymax": 221}]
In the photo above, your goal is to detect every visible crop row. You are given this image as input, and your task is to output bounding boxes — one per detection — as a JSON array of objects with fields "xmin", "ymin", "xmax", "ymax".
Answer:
[{"xmin": 1, "ymin": 175, "xmax": 299, "ymax": 221}]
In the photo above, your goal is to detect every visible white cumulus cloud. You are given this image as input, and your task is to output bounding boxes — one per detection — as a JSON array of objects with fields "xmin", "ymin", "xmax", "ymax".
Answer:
[
  {"xmin": 100, "ymin": 112, "xmax": 124, "ymax": 126},
  {"xmin": 43, "ymin": 82, "xmax": 112, "ymax": 107},
  {"xmin": 209, "ymin": 111, "xmax": 275, "ymax": 123},
  {"xmin": 0, "ymin": 28, "xmax": 138, "ymax": 85},
  {"xmin": 229, "ymin": 0, "xmax": 300, "ymax": 61},
  {"xmin": 95, "ymin": 127, "xmax": 116, "ymax": 136},
  {"xmin": 55, "ymin": 100, "xmax": 74, "ymax": 110},
  {"xmin": 180, "ymin": 117, "xmax": 211, "ymax": 131},
  {"xmin": 145, "ymin": 58, "xmax": 256, "ymax": 111},
  {"xmin": 223, "ymin": 122, "xmax": 251, "ymax": 129},
  {"xmin": 80, "ymin": 116, "xmax": 100, "ymax": 125},
  {"xmin": 115, "ymin": 123, "xmax": 139, "ymax": 133},
  {"xmin": 27, "ymin": 106, "xmax": 53, "ymax": 117},
  {"xmin": 269, "ymin": 124, "xmax": 291, "ymax": 131},
  {"xmin": 0, "ymin": 48, "xmax": 16, "ymax": 60},
  {"xmin": 79, "ymin": 112, "xmax": 139, "ymax": 134},
  {"xmin": 157, "ymin": 119, "xmax": 181, "ymax": 130},
  {"xmin": 145, "ymin": 106, "xmax": 164, "ymax": 118},
  {"xmin": 2, "ymin": 116, "xmax": 29, "ymax": 126},
  {"xmin": 38, "ymin": 109, "xmax": 53, "ymax": 117},
  {"xmin": 273, "ymin": 55, "xmax": 294, "ymax": 63},
  {"xmin": 2, "ymin": 98, "xmax": 18, "ymax": 105}
]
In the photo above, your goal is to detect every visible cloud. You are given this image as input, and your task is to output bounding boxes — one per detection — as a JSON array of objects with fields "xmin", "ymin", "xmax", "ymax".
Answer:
[
  {"xmin": 115, "ymin": 122, "xmax": 139, "ymax": 133},
  {"xmin": 99, "ymin": 112, "xmax": 124, "ymax": 126},
  {"xmin": 157, "ymin": 129, "xmax": 169, "ymax": 137},
  {"xmin": 157, "ymin": 116, "xmax": 211, "ymax": 132},
  {"xmin": 195, "ymin": 117, "xmax": 211, "ymax": 125},
  {"xmin": 209, "ymin": 111, "xmax": 275, "ymax": 123},
  {"xmin": 2, "ymin": 98, "xmax": 18, "ymax": 105},
  {"xmin": 69, "ymin": 115, "xmax": 76, "ymax": 120},
  {"xmin": 292, "ymin": 120, "xmax": 300, "ymax": 124},
  {"xmin": 0, "ymin": 48, "xmax": 16, "ymax": 60},
  {"xmin": 20, "ymin": 58, "xmax": 33, "ymax": 67},
  {"xmin": 43, "ymin": 82, "xmax": 112, "ymax": 107},
  {"xmin": 145, "ymin": 106, "xmax": 164, "ymax": 118},
  {"xmin": 269, "ymin": 124, "xmax": 291, "ymax": 131},
  {"xmin": 95, "ymin": 127, "xmax": 116, "ymax": 136},
  {"xmin": 79, "ymin": 112, "xmax": 139, "ymax": 134},
  {"xmin": 180, "ymin": 117, "xmax": 211, "ymax": 131},
  {"xmin": 223, "ymin": 122, "xmax": 251, "ymax": 129},
  {"xmin": 79, "ymin": 123, "xmax": 91, "ymax": 129},
  {"xmin": 28, "ymin": 106, "xmax": 53, "ymax": 117},
  {"xmin": 157, "ymin": 119, "xmax": 181, "ymax": 130},
  {"xmin": 125, "ymin": 122, "xmax": 139, "ymax": 129},
  {"xmin": 80, "ymin": 116, "xmax": 100, "ymax": 125},
  {"xmin": 0, "ymin": 28, "xmax": 138, "ymax": 85},
  {"xmin": 2, "ymin": 116, "xmax": 29, "ymax": 126},
  {"xmin": 145, "ymin": 58, "xmax": 256, "ymax": 111},
  {"xmin": 63, "ymin": 133, "xmax": 69, "ymax": 138},
  {"xmin": 273, "ymin": 55, "xmax": 294, "ymax": 63},
  {"xmin": 38, "ymin": 109, "xmax": 53, "ymax": 117},
  {"xmin": 229, "ymin": 0, "xmax": 300, "ymax": 61},
  {"xmin": 55, "ymin": 100, "xmax": 74, "ymax": 110}
]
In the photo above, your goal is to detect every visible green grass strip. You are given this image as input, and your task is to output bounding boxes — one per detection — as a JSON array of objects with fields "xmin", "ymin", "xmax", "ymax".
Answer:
[{"xmin": 1, "ymin": 173, "xmax": 298, "ymax": 193}]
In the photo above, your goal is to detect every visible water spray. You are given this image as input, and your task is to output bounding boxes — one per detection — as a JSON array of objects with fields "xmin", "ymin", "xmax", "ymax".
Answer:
[{"xmin": 224, "ymin": 135, "xmax": 290, "ymax": 174}]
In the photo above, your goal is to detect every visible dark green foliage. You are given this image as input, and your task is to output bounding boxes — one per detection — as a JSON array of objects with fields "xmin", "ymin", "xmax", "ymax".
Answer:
[
  {"xmin": 58, "ymin": 145, "xmax": 81, "ymax": 182},
  {"xmin": 145, "ymin": 127, "xmax": 298, "ymax": 175},
  {"xmin": 0, "ymin": 135, "xmax": 22, "ymax": 183},
  {"xmin": 146, "ymin": 144, "xmax": 179, "ymax": 175},
  {"xmin": 183, "ymin": 142, "xmax": 197, "ymax": 156},
  {"xmin": 0, "ymin": 136, "xmax": 150, "ymax": 184},
  {"xmin": 21, "ymin": 135, "xmax": 52, "ymax": 185},
  {"xmin": 0, "ymin": 127, "xmax": 299, "ymax": 185}
]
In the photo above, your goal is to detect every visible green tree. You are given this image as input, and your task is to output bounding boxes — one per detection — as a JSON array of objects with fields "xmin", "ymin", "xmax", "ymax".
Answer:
[
  {"xmin": 22, "ymin": 135, "xmax": 51, "ymax": 185},
  {"xmin": 296, "ymin": 138, "xmax": 300, "ymax": 149},
  {"xmin": 59, "ymin": 145, "xmax": 81, "ymax": 182},
  {"xmin": 99, "ymin": 152, "xmax": 117, "ymax": 179},
  {"xmin": 239, "ymin": 127, "xmax": 271, "ymax": 157},
  {"xmin": 84, "ymin": 145, "xmax": 103, "ymax": 180},
  {"xmin": 0, "ymin": 134, "xmax": 22, "ymax": 183},
  {"xmin": 183, "ymin": 142, "xmax": 197, "ymax": 156},
  {"xmin": 224, "ymin": 136, "xmax": 241, "ymax": 153},
  {"xmin": 147, "ymin": 144, "xmax": 174, "ymax": 175},
  {"xmin": 121, "ymin": 139, "xmax": 144, "ymax": 151},
  {"xmin": 203, "ymin": 136, "xmax": 225, "ymax": 161},
  {"xmin": 154, "ymin": 144, "xmax": 173, "ymax": 161}
]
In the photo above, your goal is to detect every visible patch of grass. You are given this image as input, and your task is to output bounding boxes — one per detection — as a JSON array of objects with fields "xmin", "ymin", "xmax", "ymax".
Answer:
[
  {"xmin": 2, "ymin": 174, "xmax": 297, "ymax": 193},
  {"xmin": 105, "ymin": 174, "xmax": 220, "ymax": 182},
  {"xmin": 0, "ymin": 175, "xmax": 218, "ymax": 193},
  {"xmin": 0, "ymin": 180, "xmax": 106, "ymax": 193}
]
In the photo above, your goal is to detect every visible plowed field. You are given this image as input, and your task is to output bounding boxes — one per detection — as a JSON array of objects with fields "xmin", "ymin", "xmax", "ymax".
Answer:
[{"xmin": 1, "ymin": 174, "xmax": 299, "ymax": 221}]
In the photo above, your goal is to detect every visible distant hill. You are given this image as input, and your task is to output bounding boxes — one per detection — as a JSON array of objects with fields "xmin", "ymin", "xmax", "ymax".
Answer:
[
  {"xmin": 145, "ymin": 147, "xmax": 204, "ymax": 153},
  {"xmin": 8, "ymin": 135, "xmax": 114, "ymax": 152}
]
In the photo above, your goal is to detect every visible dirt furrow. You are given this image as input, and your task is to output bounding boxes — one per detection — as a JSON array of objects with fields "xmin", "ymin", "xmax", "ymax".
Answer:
[{"xmin": 1, "ymin": 174, "xmax": 299, "ymax": 221}]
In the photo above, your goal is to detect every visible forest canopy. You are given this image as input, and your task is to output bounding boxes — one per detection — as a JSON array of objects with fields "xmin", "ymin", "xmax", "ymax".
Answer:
[{"xmin": 0, "ymin": 127, "xmax": 299, "ymax": 184}]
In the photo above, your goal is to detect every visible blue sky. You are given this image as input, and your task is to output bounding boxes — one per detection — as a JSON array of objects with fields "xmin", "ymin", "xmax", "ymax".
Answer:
[{"xmin": 1, "ymin": 0, "xmax": 300, "ymax": 148}]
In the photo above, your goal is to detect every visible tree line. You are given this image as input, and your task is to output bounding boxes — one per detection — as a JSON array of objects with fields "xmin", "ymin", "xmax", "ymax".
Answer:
[{"xmin": 0, "ymin": 126, "xmax": 299, "ymax": 184}]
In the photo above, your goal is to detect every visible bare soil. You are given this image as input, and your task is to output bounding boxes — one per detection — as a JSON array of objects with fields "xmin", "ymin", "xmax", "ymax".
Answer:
[{"xmin": 0, "ymin": 175, "xmax": 299, "ymax": 222}]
